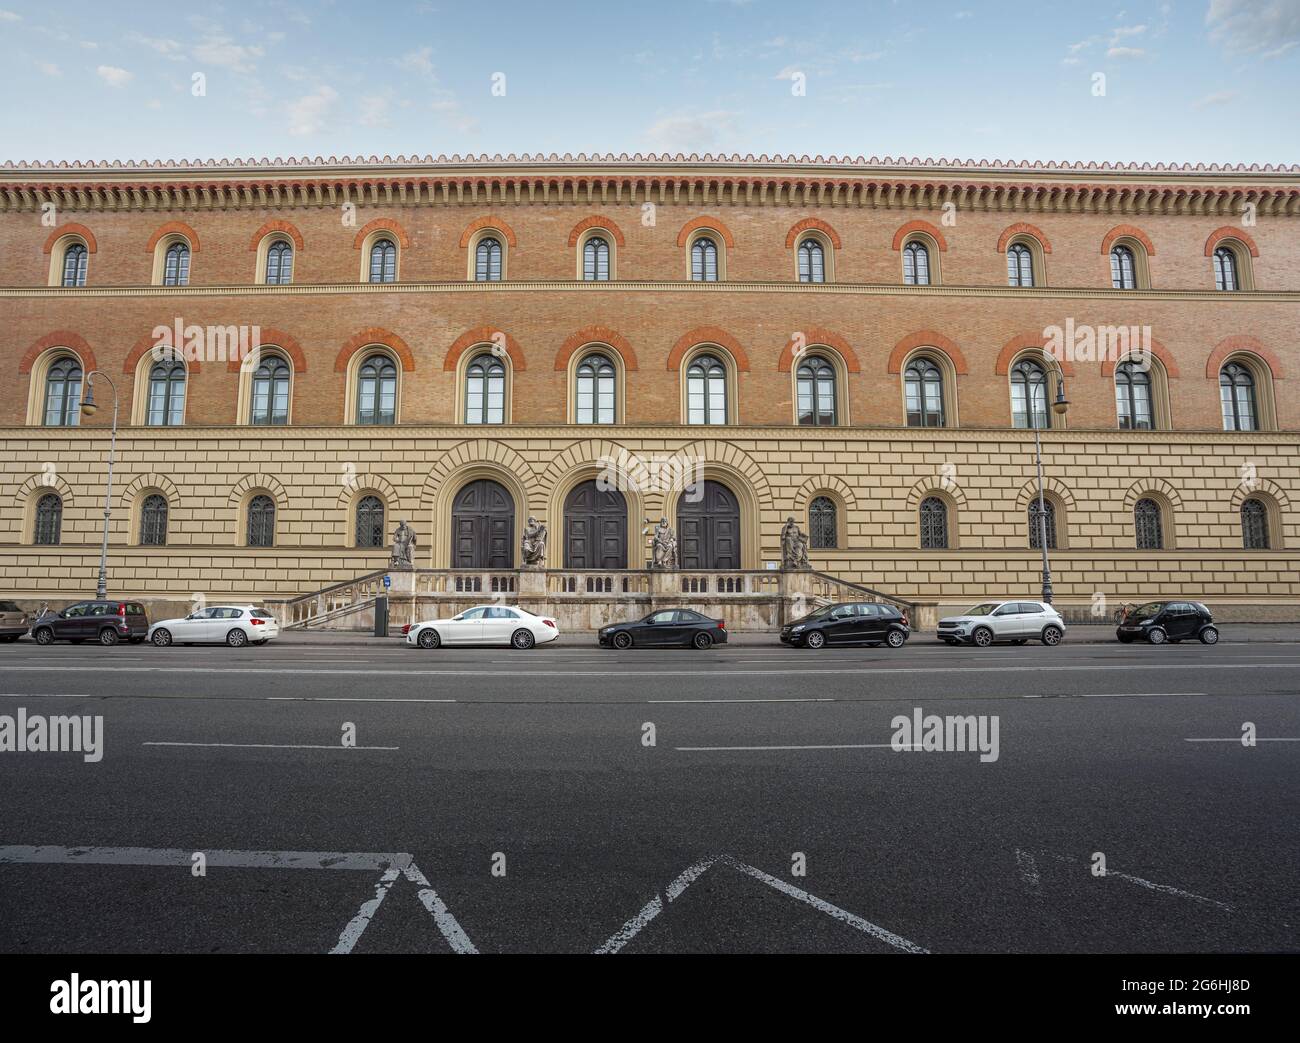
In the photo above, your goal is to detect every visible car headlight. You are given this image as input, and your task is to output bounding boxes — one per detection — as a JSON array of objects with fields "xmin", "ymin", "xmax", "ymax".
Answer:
[{"xmin": 791, "ymin": 625, "xmax": 805, "ymax": 632}]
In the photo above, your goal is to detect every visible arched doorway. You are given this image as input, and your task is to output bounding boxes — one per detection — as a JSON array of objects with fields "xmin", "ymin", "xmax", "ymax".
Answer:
[
  {"xmin": 677, "ymin": 480, "xmax": 740, "ymax": 569},
  {"xmin": 451, "ymin": 478, "xmax": 514, "ymax": 568},
  {"xmin": 564, "ymin": 480, "xmax": 627, "ymax": 569}
]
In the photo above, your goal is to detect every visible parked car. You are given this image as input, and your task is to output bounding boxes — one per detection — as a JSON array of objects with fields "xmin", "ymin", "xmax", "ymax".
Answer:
[
  {"xmin": 780, "ymin": 601, "xmax": 910, "ymax": 649},
  {"xmin": 937, "ymin": 601, "xmax": 1065, "ymax": 647},
  {"xmin": 149, "ymin": 605, "xmax": 280, "ymax": 647},
  {"xmin": 598, "ymin": 608, "xmax": 728, "ymax": 649},
  {"xmin": 0, "ymin": 600, "xmax": 30, "ymax": 642},
  {"xmin": 1116, "ymin": 601, "xmax": 1219, "ymax": 645},
  {"xmin": 30, "ymin": 600, "xmax": 150, "ymax": 646},
  {"xmin": 404, "ymin": 605, "xmax": 559, "ymax": 649}
]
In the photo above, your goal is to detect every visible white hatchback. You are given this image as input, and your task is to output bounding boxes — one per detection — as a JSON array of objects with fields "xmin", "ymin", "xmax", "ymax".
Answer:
[
  {"xmin": 149, "ymin": 605, "xmax": 281, "ymax": 647},
  {"xmin": 405, "ymin": 605, "xmax": 559, "ymax": 650},
  {"xmin": 936, "ymin": 600, "xmax": 1066, "ymax": 647}
]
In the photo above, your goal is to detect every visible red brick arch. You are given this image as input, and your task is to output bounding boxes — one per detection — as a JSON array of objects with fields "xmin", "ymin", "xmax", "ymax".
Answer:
[
  {"xmin": 1100, "ymin": 224, "xmax": 1156, "ymax": 256},
  {"xmin": 352, "ymin": 218, "xmax": 411, "ymax": 249},
  {"xmin": 442, "ymin": 327, "xmax": 526, "ymax": 372},
  {"xmin": 554, "ymin": 326, "xmax": 638, "ymax": 371},
  {"xmin": 42, "ymin": 223, "xmax": 98, "ymax": 254},
  {"xmin": 995, "ymin": 333, "xmax": 1075, "ymax": 376},
  {"xmin": 145, "ymin": 221, "xmax": 201, "ymax": 253},
  {"xmin": 777, "ymin": 328, "xmax": 860, "ymax": 373},
  {"xmin": 123, "ymin": 331, "xmax": 203, "ymax": 375},
  {"xmin": 891, "ymin": 220, "xmax": 949, "ymax": 252},
  {"xmin": 567, "ymin": 216, "xmax": 626, "ymax": 248},
  {"xmin": 19, "ymin": 331, "xmax": 98, "ymax": 374},
  {"xmin": 784, "ymin": 217, "xmax": 842, "ymax": 249},
  {"xmin": 996, "ymin": 222, "xmax": 1052, "ymax": 254},
  {"xmin": 458, "ymin": 216, "xmax": 517, "ymax": 248},
  {"xmin": 249, "ymin": 219, "xmax": 305, "ymax": 252},
  {"xmin": 1204, "ymin": 226, "xmax": 1259, "ymax": 258},
  {"xmin": 1205, "ymin": 335, "xmax": 1284, "ymax": 380},
  {"xmin": 225, "ymin": 328, "xmax": 308, "ymax": 372},
  {"xmin": 675, "ymin": 216, "xmax": 735, "ymax": 249},
  {"xmin": 887, "ymin": 331, "xmax": 970, "ymax": 375},
  {"xmin": 666, "ymin": 326, "xmax": 749, "ymax": 372},
  {"xmin": 1100, "ymin": 337, "xmax": 1178, "ymax": 378},
  {"xmin": 334, "ymin": 328, "xmax": 416, "ymax": 373}
]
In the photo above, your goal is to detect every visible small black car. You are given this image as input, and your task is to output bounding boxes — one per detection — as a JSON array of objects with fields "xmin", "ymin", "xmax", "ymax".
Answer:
[
  {"xmin": 781, "ymin": 601, "xmax": 910, "ymax": 649},
  {"xmin": 1116, "ymin": 601, "xmax": 1219, "ymax": 645},
  {"xmin": 30, "ymin": 600, "xmax": 150, "ymax": 646},
  {"xmin": 598, "ymin": 608, "xmax": 728, "ymax": 649}
]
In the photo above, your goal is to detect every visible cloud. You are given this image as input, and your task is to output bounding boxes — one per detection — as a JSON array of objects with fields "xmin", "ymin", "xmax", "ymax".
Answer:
[
  {"xmin": 400, "ymin": 46, "xmax": 435, "ymax": 76},
  {"xmin": 193, "ymin": 36, "xmax": 265, "ymax": 73},
  {"xmin": 0, "ymin": 10, "xmax": 20, "ymax": 22},
  {"xmin": 127, "ymin": 31, "xmax": 183, "ymax": 55},
  {"xmin": 644, "ymin": 110, "xmax": 740, "ymax": 151},
  {"xmin": 358, "ymin": 94, "xmax": 392, "ymax": 127},
  {"xmin": 287, "ymin": 84, "xmax": 338, "ymax": 135},
  {"xmin": 1107, "ymin": 46, "xmax": 1147, "ymax": 58},
  {"xmin": 37, "ymin": 61, "xmax": 60, "ymax": 76},
  {"xmin": 96, "ymin": 65, "xmax": 134, "ymax": 87},
  {"xmin": 1207, "ymin": 0, "xmax": 1300, "ymax": 54},
  {"xmin": 1192, "ymin": 89, "xmax": 1240, "ymax": 108},
  {"xmin": 1110, "ymin": 23, "xmax": 1148, "ymax": 42}
]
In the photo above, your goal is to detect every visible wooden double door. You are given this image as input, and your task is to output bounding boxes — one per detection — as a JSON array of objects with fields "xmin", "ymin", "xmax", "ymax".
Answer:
[
  {"xmin": 677, "ymin": 480, "xmax": 741, "ymax": 569},
  {"xmin": 452, "ymin": 479, "xmax": 514, "ymax": 568},
  {"xmin": 563, "ymin": 480, "xmax": 628, "ymax": 569}
]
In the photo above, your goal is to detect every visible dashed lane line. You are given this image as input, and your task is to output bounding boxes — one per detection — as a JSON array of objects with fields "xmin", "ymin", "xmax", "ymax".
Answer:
[{"xmin": 142, "ymin": 741, "xmax": 400, "ymax": 750}]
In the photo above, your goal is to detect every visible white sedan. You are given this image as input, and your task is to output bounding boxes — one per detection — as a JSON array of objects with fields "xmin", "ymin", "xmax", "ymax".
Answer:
[
  {"xmin": 149, "ymin": 605, "xmax": 281, "ymax": 647},
  {"xmin": 404, "ymin": 605, "xmax": 559, "ymax": 650}
]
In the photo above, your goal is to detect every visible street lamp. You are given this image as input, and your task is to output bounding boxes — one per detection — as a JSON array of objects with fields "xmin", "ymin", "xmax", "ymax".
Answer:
[
  {"xmin": 1029, "ymin": 358, "xmax": 1069, "ymax": 604},
  {"xmin": 78, "ymin": 371, "xmax": 119, "ymax": 600}
]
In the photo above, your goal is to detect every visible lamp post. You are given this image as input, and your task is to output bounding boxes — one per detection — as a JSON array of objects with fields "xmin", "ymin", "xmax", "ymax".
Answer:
[
  {"xmin": 1029, "ymin": 358, "xmax": 1070, "ymax": 604},
  {"xmin": 78, "ymin": 371, "xmax": 119, "ymax": 600}
]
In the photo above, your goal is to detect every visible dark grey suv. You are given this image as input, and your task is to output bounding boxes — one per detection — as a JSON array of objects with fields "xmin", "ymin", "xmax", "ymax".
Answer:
[{"xmin": 31, "ymin": 601, "xmax": 150, "ymax": 646}]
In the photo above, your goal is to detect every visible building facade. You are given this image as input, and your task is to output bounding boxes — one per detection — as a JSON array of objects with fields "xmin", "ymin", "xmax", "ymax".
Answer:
[{"xmin": 1, "ymin": 154, "xmax": 1298, "ymax": 620}]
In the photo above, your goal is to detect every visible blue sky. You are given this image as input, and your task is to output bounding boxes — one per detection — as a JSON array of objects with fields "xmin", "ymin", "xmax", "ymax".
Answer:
[{"xmin": 1, "ymin": 0, "xmax": 1297, "ymax": 164}]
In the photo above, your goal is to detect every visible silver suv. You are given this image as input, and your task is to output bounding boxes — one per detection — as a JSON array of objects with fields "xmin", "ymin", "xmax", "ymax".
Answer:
[{"xmin": 937, "ymin": 600, "xmax": 1066, "ymax": 647}]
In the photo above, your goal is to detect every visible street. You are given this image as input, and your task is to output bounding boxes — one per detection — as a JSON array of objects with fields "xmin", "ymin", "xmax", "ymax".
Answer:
[{"xmin": 1, "ymin": 636, "xmax": 1298, "ymax": 954}]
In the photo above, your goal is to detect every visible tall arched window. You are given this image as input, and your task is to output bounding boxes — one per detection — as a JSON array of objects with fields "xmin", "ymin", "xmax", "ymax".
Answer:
[
  {"xmin": 1219, "ymin": 362, "xmax": 1257, "ymax": 431},
  {"xmin": 809, "ymin": 496, "xmax": 837, "ymax": 549},
  {"xmin": 369, "ymin": 238, "xmax": 397, "ymax": 283},
  {"xmin": 583, "ymin": 236, "xmax": 610, "ymax": 281},
  {"xmin": 247, "ymin": 495, "xmax": 276, "ymax": 547},
  {"xmin": 904, "ymin": 357, "xmax": 945, "ymax": 427},
  {"xmin": 1027, "ymin": 498, "xmax": 1057, "ymax": 550},
  {"xmin": 1134, "ymin": 498, "xmax": 1163, "ymax": 550},
  {"xmin": 465, "ymin": 354, "xmax": 505, "ymax": 424},
  {"xmin": 797, "ymin": 238, "xmax": 825, "ymax": 283},
  {"xmin": 1011, "ymin": 359, "xmax": 1050, "ymax": 429},
  {"xmin": 475, "ymin": 237, "xmax": 503, "ymax": 282},
  {"xmin": 1241, "ymin": 498, "xmax": 1270, "ymax": 550},
  {"xmin": 265, "ymin": 240, "xmax": 294, "ymax": 285},
  {"xmin": 34, "ymin": 493, "xmax": 62, "ymax": 545},
  {"xmin": 903, "ymin": 241, "xmax": 931, "ymax": 285},
  {"xmin": 140, "ymin": 494, "xmax": 168, "ymax": 546},
  {"xmin": 355, "ymin": 495, "xmax": 385, "ymax": 548},
  {"xmin": 690, "ymin": 236, "xmax": 719, "ymax": 282},
  {"xmin": 576, "ymin": 354, "xmax": 615, "ymax": 424},
  {"xmin": 796, "ymin": 356, "xmax": 837, "ymax": 426},
  {"xmin": 1213, "ymin": 247, "xmax": 1239, "ymax": 292},
  {"xmin": 919, "ymin": 496, "xmax": 949, "ymax": 549},
  {"xmin": 1007, "ymin": 243, "xmax": 1034, "ymax": 287},
  {"xmin": 686, "ymin": 354, "xmax": 727, "ymax": 424},
  {"xmin": 356, "ymin": 355, "xmax": 397, "ymax": 425},
  {"xmin": 43, "ymin": 357, "xmax": 83, "ymax": 427},
  {"xmin": 163, "ymin": 242, "xmax": 190, "ymax": 286},
  {"xmin": 146, "ymin": 360, "xmax": 186, "ymax": 426},
  {"xmin": 61, "ymin": 243, "xmax": 88, "ymax": 287},
  {"xmin": 250, "ymin": 356, "xmax": 291, "ymax": 426},
  {"xmin": 1110, "ymin": 245, "xmax": 1137, "ymax": 289},
  {"xmin": 1115, "ymin": 360, "xmax": 1153, "ymax": 430}
]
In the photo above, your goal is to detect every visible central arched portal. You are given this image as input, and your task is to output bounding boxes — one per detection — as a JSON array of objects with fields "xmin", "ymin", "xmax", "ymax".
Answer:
[
  {"xmin": 677, "ymin": 479, "xmax": 741, "ymax": 569},
  {"xmin": 563, "ymin": 480, "xmax": 628, "ymax": 569},
  {"xmin": 451, "ymin": 478, "xmax": 514, "ymax": 568}
]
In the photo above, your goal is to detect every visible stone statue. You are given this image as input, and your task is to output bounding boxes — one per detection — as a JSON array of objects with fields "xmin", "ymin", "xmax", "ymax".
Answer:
[
  {"xmin": 651, "ymin": 517, "xmax": 678, "ymax": 570},
  {"xmin": 781, "ymin": 515, "xmax": 811, "ymax": 570},
  {"xmin": 389, "ymin": 519, "xmax": 416, "ymax": 569},
  {"xmin": 521, "ymin": 516, "xmax": 547, "ymax": 567}
]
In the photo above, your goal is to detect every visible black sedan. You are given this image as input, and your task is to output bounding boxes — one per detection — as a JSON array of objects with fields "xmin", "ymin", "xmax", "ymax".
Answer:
[
  {"xmin": 1116, "ymin": 601, "xmax": 1219, "ymax": 645},
  {"xmin": 598, "ymin": 608, "xmax": 728, "ymax": 649},
  {"xmin": 781, "ymin": 601, "xmax": 910, "ymax": 649}
]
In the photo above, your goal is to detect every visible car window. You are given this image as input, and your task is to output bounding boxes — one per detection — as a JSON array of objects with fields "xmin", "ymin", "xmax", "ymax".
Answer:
[
  {"xmin": 221, "ymin": 608, "xmax": 244, "ymax": 619},
  {"xmin": 967, "ymin": 603, "xmax": 999, "ymax": 617},
  {"xmin": 1018, "ymin": 603, "xmax": 1044, "ymax": 614},
  {"xmin": 251, "ymin": 610, "xmax": 274, "ymax": 619},
  {"xmin": 63, "ymin": 605, "xmax": 84, "ymax": 618},
  {"xmin": 458, "ymin": 607, "xmax": 488, "ymax": 620},
  {"xmin": 992, "ymin": 605, "xmax": 1019, "ymax": 616},
  {"xmin": 487, "ymin": 607, "xmax": 516, "ymax": 619},
  {"xmin": 91, "ymin": 603, "xmax": 114, "ymax": 616},
  {"xmin": 679, "ymin": 610, "xmax": 704, "ymax": 622},
  {"xmin": 830, "ymin": 605, "xmax": 855, "ymax": 619},
  {"xmin": 855, "ymin": 604, "xmax": 878, "ymax": 617}
]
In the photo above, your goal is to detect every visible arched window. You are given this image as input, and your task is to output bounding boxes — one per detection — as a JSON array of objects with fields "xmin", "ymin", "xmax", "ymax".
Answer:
[
  {"xmin": 576, "ymin": 354, "xmax": 615, "ymax": 424},
  {"xmin": 919, "ymin": 496, "xmax": 949, "ymax": 549},
  {"xmin": 690, "ymin": 236, "xmax": 719, "ymax": 282},
  {"xmin": 247, "ymin": 495, "xmax": 276, "ymax": 547},
  {"xmin": 1115, "ymin": 360, "xmax": 1153, "ymax": 430},
  {"xmin": 1007, "ymin": 243, "xmax": 1034, "ymax": 287},
  {"xmin": 140, "ymin": 493, "xmax": 168, "ymax": 546},
  {"xmin": 796, "ymin": 356, "xmax": 837, "ymax": 426},
  {"xmin": 904, "ymin": 357, "xmax": 945, "ymax": 427},
  {"xmin": 1213, "ymin": 247, "xmax": 1239, "ymax": 292},
  {"xmin": 809, "ymin": 496, "xmax": 837, "ymax": 549},
  {"xmin": 1219, "ymin": 362, "xmax": 1257, "ymax": 431},
  {"xmin": 163, "ymin": 242, "xmax": 190, "ymax": 286},
  {"xmin": 583, "ymin": 236, "xmax": 610, "ymax": 281},
  {"xmin": 1134, "ymin": 498, "xmax": 1163, "ymax": 550},
  {"xmin": 43, "ymin": 357, "xmax": 83, "ymax": 427},
  {"xmin": 369, "ymin": 238, "xmax": 397, "ymax": 283},
  {"xmin": 465, "ymin": 354, "xmax": 505, "ymax": 424},
  {"xmin": 61, "ymin": 243, "xmax": 88, "ymax": 287},
  {"xmin": 475, "ymin": 237, "xmax": 503, "ymax": 282},
  {"xmin": 903, "ymin": 241, "xmax": 931, "ymax": 285},
  {"xmin": 797, "ymin": 238, "xmax": 825, "ymax": 283},
  {"xmin": 250, "ymin": 356, "xmax": 291, "ymax": 426},
  {"xmin": 1010, "ymin": 359, "xmax": 1050, "ymax": 429},
  {"xmin": 1110, "ymin": 245, "xmax": 1136, "ymax": 289},
  {"xmin": 356, "ymin": 354, "xmax": 397, "ymax": 425},
  {"xmin": 1241, "ymin": 498, "xmax": 1270, "ymax": 550},
  {"xmin": 1027, "ymin": 498, "xmax": 1057, "ymax": 550},
  {"xmin": 146, "ymin": 360, "xmax": 186, "ymax": 426},
  {"xmin": 355, "ymin": 495, "xmax": 385, "ymax": 548},
  {"xmin": 34, "ymin": 493, "xmax": 62, "ymax": 545},
  {"xmin": 265, "ymin": 240, "xmax": 294, "ymax": 285},
  {"xmin": 686, "ymin": 354, "xmax": 727, "ymax": 424}
]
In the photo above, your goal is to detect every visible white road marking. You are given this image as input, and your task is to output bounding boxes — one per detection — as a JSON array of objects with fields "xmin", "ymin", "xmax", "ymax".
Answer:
[
  {"xmin": 331, "ymin": 865, "xmax": 402, "ymax": 954},
  {"xmin": 649, "ymin": 697, "xmax": 834, "ymax": 704},
  {"xmin": 1040, "ymin": 851, "xmax": 1232, "ymax": 911},
  {"xmin": 1015, "ymin": 849, "xmax": 1042, "ymax": 895},
  {"xmin": 676, "ymin": 743, "xmax": 915, "ymax": 752},
  {"xmin": 265, "ymin": 696, "xmax": 456, "ymax": 704},
  {"xmin": 1079, "ymin": 692, "xmax": 1208, "ymax": 698},
  {"xmin": 1185, "ymin": 737, "xmax": 1300, "ymax": 742},
  {"xmin": 594, "ymin": 857, "xmax": 717, "ymax": 955},
  {"xmin": 401, "ymin": 861, "xmax": 478, "ymax": 954},
  {"xmin": 142, "ymin": 741, "xmax": 400, "ymax": 750}
]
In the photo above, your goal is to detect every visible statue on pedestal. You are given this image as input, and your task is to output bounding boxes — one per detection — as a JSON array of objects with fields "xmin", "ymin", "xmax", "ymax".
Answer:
[
  {"xmin": 521, "ymin": 516, "xmax": 547, "ymax": 567},
  {"xmin": 389, "ymin": 519, "xmax": 416, "ymax": 570},
  {"xmin": 781, "ymin": 516, "xmax": 811, "ymax": 570},
  {"xmin": 651, "ymin": 517, "xmax": 678, "ymax": 570}
]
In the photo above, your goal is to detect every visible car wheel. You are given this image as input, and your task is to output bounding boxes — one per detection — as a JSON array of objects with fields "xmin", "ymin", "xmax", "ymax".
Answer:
[
  {"xmin": 511, "ymin": 628, "xmax": 535, "ymax": 650},
  {"xmin": 972, "ymin": 626, "xmax": 994, "ymax": 647},
  {"xmin": 226, "ymin": 628, "xmax": 248, "ymax": 648},
  {"xmin": 151, "ymin": 628, "xmax": 173, "ymax": 647},
  {"xmin": 1041, "ymin": 625, "xmax": 1063, "ymax": 647},
  {"xmin": 805, "ymin": 630, "xmax": 826, "ymax": 649},
  {"xmin": 98, "ymin": 627, "xmax": 120, "ymax": 646},
  {"xmin": 33, "ymin": 626, "xmax": 54, "ymax": 646},
  {"xmin": 612, "ymin": 631, "xmax": 633, "ymax": 650},
  {"xmin": 1147, "ymin": 627, "xmax": 1167, "ymax": 645},
  {"xmin": 417, "ymin": 628, "xmax": 439, "ymax": 649},
  {"xmin": 691, "ymin": 630, "xmax": 713, "ymax": 650},
  {"xmin": 1199, "ymin": 626, "xmax": 1220, "ymax": 645},
  {"xmin": 886, "ymin": 629, "xmax": 906, "ymax": 649}
]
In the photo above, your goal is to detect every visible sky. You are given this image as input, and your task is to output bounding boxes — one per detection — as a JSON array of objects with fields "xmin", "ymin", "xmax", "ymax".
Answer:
[{"xmin": 0, "ymin": 0, "xmax": 1297, "ymax": 166}]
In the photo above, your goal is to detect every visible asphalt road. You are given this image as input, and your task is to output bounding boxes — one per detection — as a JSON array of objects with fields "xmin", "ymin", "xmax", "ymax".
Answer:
[{"xmin": 1, "ymin": 637, "xmax": 1298, "ymax": 954}]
